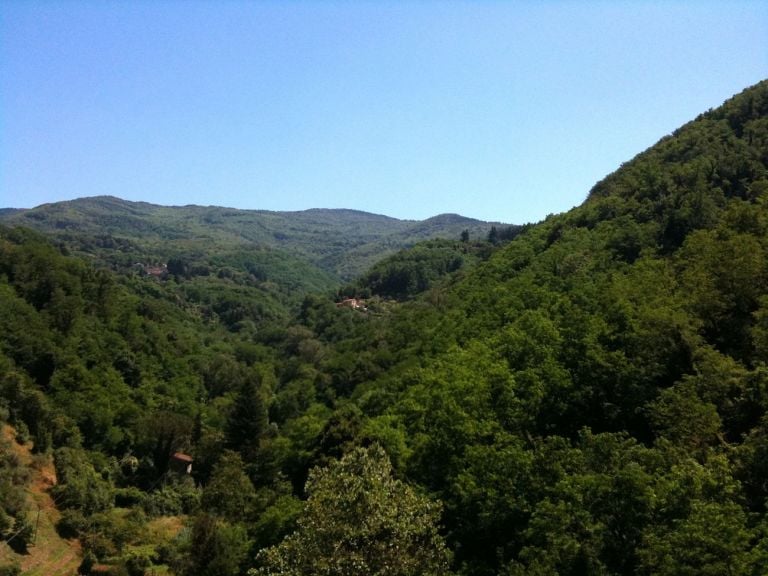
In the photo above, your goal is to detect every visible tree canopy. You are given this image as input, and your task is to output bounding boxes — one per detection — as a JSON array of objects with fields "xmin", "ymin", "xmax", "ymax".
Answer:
[
  {"xmin": 1, "ymin": 80, "xmax": 768, "ymax": 574},
  {"xmin": 251, "ymin": 445, "xmax": 451, "ymax": 576}
]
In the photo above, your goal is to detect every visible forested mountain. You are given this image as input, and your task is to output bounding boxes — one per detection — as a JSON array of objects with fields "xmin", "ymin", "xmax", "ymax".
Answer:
[
  {"xmin": 0, "ymin": 197, "xmax": 508, "ymax": 282},
  {"xmin": 1, "ymin": 80, "xmax": 768, "ymax": 576}
]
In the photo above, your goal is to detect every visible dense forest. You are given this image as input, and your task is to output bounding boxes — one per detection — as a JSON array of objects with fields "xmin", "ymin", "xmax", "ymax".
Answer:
[
  {"xmin": 1, "ymin": 80, "xmax": 768, "ymax": 575},
  {"xmin": 0, "ymin": 197, "xmax": 509, "ymax": 283}
]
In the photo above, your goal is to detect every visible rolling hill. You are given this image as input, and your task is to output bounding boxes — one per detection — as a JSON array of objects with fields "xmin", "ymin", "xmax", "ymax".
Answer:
[
  {"xmin": 0, "ymin": 197, "xmax": 512, "ymax": 282},
  {"xmin": 1, "ymin": 80, "xmax": 767, "ymax": 575}
]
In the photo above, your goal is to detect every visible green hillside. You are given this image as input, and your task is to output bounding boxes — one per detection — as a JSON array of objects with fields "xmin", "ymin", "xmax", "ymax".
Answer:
[
  {"xmin": 357, "ymin": 79, "xmax": 768, "ymax": 574},
  {"xmin": 1, "ymin": 80, "xmax": 767, "ymax": 576},
  {"xmin": 0, "ymin": 198, "xmax": 509, "ymax": 282}
]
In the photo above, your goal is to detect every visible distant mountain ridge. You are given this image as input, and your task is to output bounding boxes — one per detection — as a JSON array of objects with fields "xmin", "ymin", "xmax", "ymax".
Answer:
[{"xmin": 0, "ymin": 196, "xmax": 512, "ymax": 281}]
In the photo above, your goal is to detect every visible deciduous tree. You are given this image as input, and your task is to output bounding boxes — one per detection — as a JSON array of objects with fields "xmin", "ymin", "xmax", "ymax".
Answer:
[{"xmin": 251, "ymin": 445, "xmax": 452, "ymax": 576}]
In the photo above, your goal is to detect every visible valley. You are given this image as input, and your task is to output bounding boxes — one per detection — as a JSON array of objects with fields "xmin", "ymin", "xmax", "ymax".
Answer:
[{"xmin": 1, "ymin": 80, "xmax": 767, "ymax": 575}]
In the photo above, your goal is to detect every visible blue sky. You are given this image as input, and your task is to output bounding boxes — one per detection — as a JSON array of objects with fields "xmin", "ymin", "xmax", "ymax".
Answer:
[{"xmin": 1, "ymin": 2, "xmax": 766, "ymax": 224}]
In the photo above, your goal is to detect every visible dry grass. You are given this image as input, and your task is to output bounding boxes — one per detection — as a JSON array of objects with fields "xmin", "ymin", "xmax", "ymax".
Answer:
[
  {"xmin": 0, "ymin": 425, "xmax": 81, "ymax": 576},
  {"xmin": 147, "ymin": 516, "xmax": 184, "ymax": 543}
]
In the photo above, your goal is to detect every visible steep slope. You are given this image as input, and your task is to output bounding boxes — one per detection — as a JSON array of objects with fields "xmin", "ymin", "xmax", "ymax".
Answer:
[
  {"xmin": 339, "ymin": 79, "xmax": 768, "ymax": 575},
  {"xmin": 247, "ymin": 79, "xmax": 768, "ymax": 576},
  {"xmin": 0, "ymin": 426, "xmax": 81, "ymax": 576}
]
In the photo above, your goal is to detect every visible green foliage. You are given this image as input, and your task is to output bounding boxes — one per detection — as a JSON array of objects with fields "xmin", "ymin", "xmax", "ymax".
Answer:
[
  {"xmin": 353, "ymin": 239, "xmax": 484, "ymax": 300},
  {"xmin": 174, "ymin": 514, "xmax": 251, "ymax": 576},
  {"xmin": 0, "ymin": 198, "xmax": 507, "ymax": 282},
  {"xmin": 250, "ymin": 494, "xmax": 303, "ymax": 550},
  {"xmin": 201, "ymin": 451, "xmax": 256, "ymax": 523},
  {"xmin": 252, "ymin": 445, "xmax": 452, "ymax": 576},
  {"xmin": 0, "ymin": 437, "xmax": 32, "ymax": 552},
  {"xmin": 1, "ymin": 81, "xmax": 768, "ymax": 575},
  {"xmin": 141, "ymin": 478, "xmax": 200, "ymax": 517},
  {"xmin": 52, "ymin": 447, "xmax": 114, "ymax": 514},
  {"xmin": 0, "ymin": 563, "xmax": 21, "ymax": 576},
  {"xmin": 226, "ymin": 379, "xmax": 269, "ymax": 449},
  {"xmin": 637, "ymin": 500, "xmax": 756, "ymax": 575}
]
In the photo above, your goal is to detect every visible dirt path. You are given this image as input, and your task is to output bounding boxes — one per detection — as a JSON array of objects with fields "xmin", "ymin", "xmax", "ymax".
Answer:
[{"xmin": 0, "ymin": 425, "xmax": 81, "ymax": 576}]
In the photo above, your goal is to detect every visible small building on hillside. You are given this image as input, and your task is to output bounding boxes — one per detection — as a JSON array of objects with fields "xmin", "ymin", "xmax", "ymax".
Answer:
[
  {"xmin": 134, "ymin": 262, "xmax": 169, "ymax": 279},
  {"xmin": 336, "ymin": 298, "xmax": 366, "ymax": 310},
  {"xmin": 145, "ymin": 264, "xmax": 168, "ymax": 279},
  {"xmin": 169, "ymin": 452, "xmax": 193, "ymax": 475}
]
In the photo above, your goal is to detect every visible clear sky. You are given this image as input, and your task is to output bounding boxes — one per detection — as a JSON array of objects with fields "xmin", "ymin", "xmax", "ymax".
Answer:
[{"xmin": 1, "ymin": 1, "xmax": 766, "ymax": 223}]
